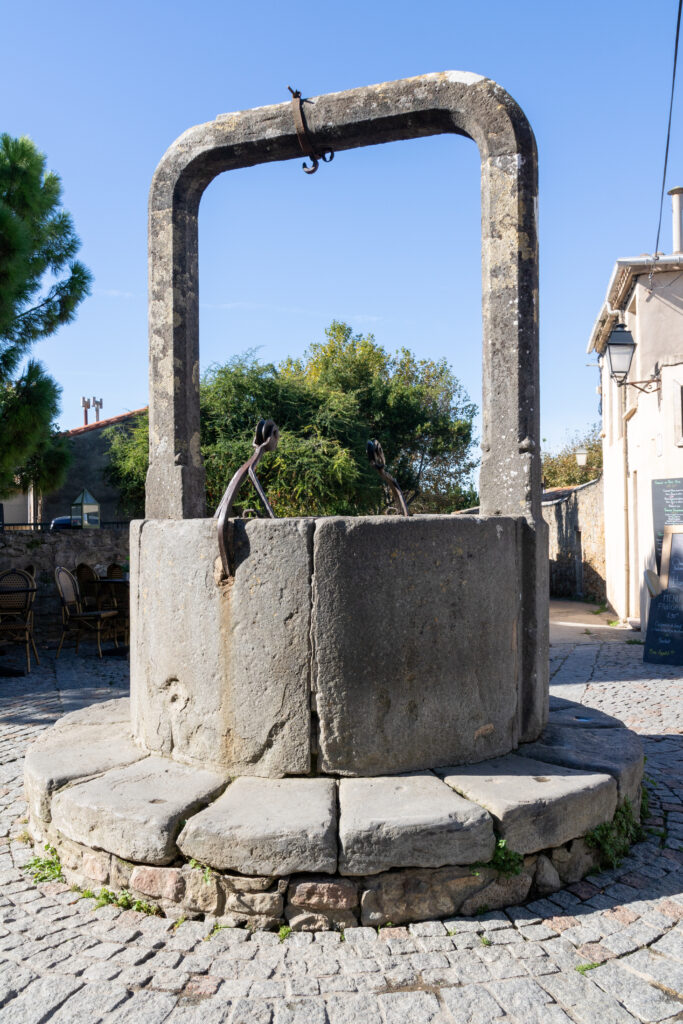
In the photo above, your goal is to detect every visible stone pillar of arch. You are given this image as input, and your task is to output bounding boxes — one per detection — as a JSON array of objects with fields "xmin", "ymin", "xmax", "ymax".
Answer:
[{"xmin": 144, "ymin": 71, "xmax": 548, "ymax": 741}]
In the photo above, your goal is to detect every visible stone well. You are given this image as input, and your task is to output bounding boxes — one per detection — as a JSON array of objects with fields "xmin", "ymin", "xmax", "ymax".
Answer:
[
  {"xmin": 131, "ymin": 514, "xmax": 532, "ymax": 777},
  {"xmin": 23, "ymin": 73, "xmax": 645, "ymax": 929}
]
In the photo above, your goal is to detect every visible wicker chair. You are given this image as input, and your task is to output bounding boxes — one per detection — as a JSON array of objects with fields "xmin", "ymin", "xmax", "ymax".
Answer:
[
  {"xmin": 54, "ymin": 567, "xmax": 118, "ymax": 659},
  {"xmin": 107, "ymin": 563, "xmax": 125, "ymax": 579},
  {"xmin": 75, "ymin": 562, "xmax": 100, "ymax": 610},
  {"xmin": 0, "ymin": 569, "xmax": 39, "ymax": 673}
]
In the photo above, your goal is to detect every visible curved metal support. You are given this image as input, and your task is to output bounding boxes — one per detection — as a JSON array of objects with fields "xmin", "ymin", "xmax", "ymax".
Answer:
[
  {"xmin": 215, "ymin": 420, "xmax": 279, "ymax": 575},
  {"xmin": 367, "ymin": 440, "xmax": 409, "ymax": 518}
]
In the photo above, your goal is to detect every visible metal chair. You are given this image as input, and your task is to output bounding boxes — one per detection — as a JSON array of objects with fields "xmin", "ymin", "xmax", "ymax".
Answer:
[
  {"xmin": 0, "ymin": 569, "xmax": 39, "ymax": 673},
  {"xmin": 54, "ymin": 567, "xmax": 118, "ymax": 659}
]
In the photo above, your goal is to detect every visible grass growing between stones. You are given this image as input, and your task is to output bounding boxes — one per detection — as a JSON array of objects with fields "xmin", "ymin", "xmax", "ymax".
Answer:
[
  {"xmin": 25, "ymin": 844, "xmax": 64, "ymax": 883},
  {"xmin": 585, "ymin": 798, "xmax": 645, "ymax": 869},
  {"xmin": 575, "ymin": 962, "xmax": 600, "ymax": 974},
  {"xmin": 471, "ymin": 839, "xmax": 523, "ymax": 879},
  {"xmin": 75, "ymin": 886, "xmax": 160, "ymax": 915},
  {"xmin": 278, "ymin": 925, "xmax": 292, "ymax": 942},
  {"xmin": 189, "ymin": 858, "xmax": 213, "ymax": 884}
]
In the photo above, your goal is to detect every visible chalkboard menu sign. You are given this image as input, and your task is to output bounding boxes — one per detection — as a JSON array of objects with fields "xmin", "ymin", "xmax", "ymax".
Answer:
[
  {"xmin": 652, "ymin": 478, "xmax": 683, "ymax": 572},
  {"xmin": 644, "ymin": 588, "xmax": 683, "ymax": 664}
]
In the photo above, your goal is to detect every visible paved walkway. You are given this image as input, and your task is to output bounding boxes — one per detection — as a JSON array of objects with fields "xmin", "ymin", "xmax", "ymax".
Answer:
[{"xmin": 0, "ymin": 636, "xmax": 680, "ymax": 1023}]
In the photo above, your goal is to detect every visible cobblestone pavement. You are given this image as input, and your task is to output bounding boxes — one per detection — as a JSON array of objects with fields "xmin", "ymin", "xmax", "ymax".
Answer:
[{"xmin": 0, "ymin": 641, "xmax": 680, "ymax": 1023}]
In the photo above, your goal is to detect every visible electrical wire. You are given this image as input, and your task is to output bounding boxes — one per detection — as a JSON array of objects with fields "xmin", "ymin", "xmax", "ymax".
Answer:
[{"xmin": 651, "ymin": 0, "xmax": 683, "ymax": 284}]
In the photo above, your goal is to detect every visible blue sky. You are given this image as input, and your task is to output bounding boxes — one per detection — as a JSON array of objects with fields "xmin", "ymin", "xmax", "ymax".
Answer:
[{"xmin": 2, "ymin": 0, "xmax": 682, "ymax": 459}]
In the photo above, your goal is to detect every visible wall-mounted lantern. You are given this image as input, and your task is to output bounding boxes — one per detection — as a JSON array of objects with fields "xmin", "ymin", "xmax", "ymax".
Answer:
[
  {"xmin": 71, "ymin": 489, "xmax": 101, "ymax": 529},
  {"xmin": 605, "ymin": 323, "xmax": 660, "ymax": 393},
  {"xmin": 574, "ymin": 448, "xmax": 588, "ymax": 468}
]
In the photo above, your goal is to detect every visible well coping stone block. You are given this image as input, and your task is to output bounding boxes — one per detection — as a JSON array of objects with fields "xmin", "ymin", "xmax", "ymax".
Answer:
[
  {"xmin": 51, "ymin": 756, "xmax": 227, "ymax": 864},
  {"xmin": 437, "ymin": 753, "xmax": 618, "ymax": 854},
  {"xmin": 338, "ymin": 772, "xmax": 495, "ymax": 876},
  {"xmin": 177, "ymin": 777, "xmax": 338, "ymax": 876},
  {"xmin": 517, "ymin": 722, "xmax": 644, "ymax": 805}
]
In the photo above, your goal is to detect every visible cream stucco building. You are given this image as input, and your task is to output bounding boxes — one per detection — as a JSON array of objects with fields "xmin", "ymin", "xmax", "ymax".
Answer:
[{"xmin": 587, "ymin": 189, "xmax": 683, "ymax": 627}]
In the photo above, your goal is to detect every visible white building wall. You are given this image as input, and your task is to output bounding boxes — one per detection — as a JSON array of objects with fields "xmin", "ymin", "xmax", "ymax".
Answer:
[{"xmin": 600, "ymin": 269, "xmax": 683, "ymax": 623}]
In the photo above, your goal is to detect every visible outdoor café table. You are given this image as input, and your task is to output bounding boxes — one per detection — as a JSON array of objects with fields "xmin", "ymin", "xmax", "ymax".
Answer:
[{"xmin": 0, "ymin": 584, "xmax": 37, "ymax": 677}]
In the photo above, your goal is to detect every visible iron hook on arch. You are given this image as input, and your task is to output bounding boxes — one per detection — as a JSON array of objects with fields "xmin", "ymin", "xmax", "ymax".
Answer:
[{"xmin": 288, "ymin": 86, "xmax": 334, "ymax": 174}]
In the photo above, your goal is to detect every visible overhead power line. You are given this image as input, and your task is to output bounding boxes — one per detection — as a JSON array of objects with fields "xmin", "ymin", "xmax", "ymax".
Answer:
[{"xmin": 653, "ymin": 0, "xmax": 683, "ymax": 260}]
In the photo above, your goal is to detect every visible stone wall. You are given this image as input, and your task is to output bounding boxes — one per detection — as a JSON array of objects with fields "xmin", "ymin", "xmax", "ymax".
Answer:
[
  {"xmin": 542, "ymin": 479, "xmax": 605, "ymax": 601},
  {"xmin": 0, "ymin": 528, "xmax": 129, "ymax": 639}
]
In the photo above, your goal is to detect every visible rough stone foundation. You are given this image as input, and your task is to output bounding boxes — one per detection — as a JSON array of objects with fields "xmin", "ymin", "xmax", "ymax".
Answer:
[{"xmin": 25, "ymin": 695, "xmax": 643, "ymax": 930}]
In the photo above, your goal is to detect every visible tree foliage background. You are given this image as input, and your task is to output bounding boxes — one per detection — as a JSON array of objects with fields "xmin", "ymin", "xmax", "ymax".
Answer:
[
  {"xmin": 106, "ymin": 321, "xmax": 479, "ymax": 518},
  {"xmin": 541, "ymin": 423, "xmax": 603, "ymax": 488},
  {"xmin": 0, "ymin": 134, "xmax": 91, "ymax": 499}
]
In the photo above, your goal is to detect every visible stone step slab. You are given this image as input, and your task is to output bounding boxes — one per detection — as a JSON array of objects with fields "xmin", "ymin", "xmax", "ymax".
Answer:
[
  {"xmin": 51, "ymin": 698, "xmax": 131, "ymax": 731},
  {"xmin": 548, "ymin": 696, "xmax": 625, "ymax": 729},
  {"xmin": 177, "ymin": 777, "xmax": 338, "ymax": 875},
  {"xmin": 24, "ymin": 699, "xmax": 144, "ymax": 827},
  {"xmin": 338, "ymin": 772, "xmax": 495, "ymax": 875},
  {"xmin": 517, "ymin": 722, "xmax": 644, "ymax": 805},
  {"xmin": 51, "ymin": 757, "xmax": 227, "ymax": 864},
  {"xmin": 437, "ymin": 753, "xmax": 618, "ymax": 854}
]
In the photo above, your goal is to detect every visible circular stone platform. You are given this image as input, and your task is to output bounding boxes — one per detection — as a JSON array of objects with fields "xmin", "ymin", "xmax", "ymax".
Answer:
[{"xmin": 24, "ymin": 695, "xmax": 644, "ymax": 930}]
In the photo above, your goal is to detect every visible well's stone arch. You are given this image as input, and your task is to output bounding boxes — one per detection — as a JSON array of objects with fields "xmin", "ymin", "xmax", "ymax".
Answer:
[
  {"xmin": 146, "ymin": 71, "xmax": 540, "ymax": 523},
  {"xmin": 144, "ymin": 71, "xmax": 547, "ymax": 742}
]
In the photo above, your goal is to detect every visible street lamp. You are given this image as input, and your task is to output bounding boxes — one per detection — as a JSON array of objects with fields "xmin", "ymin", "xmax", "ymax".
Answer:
[
  {"xmin": 605, "ymin": 324, "xmax": 635, "ymax": 384},
  {"xmin": 604, "ymin": 323, "xmax": 661, "ymax": 393},
  {"xmin": 575, "ymin": 448, "xmax": 588, "ymax": 468}
]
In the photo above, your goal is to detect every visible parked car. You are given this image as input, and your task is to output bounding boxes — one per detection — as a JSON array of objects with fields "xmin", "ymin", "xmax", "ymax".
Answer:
[{"xmin": 49, "ymin": 516, "xmax": 82, "ymax": 531}]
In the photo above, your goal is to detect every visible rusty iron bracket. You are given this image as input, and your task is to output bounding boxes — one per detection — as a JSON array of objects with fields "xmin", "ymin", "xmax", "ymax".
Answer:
[
  {"xmin": 214, "ymin": 419, "xmax": 279, "ymax": 575},
  {"xmin": 367, "ymin": 440, "xmax": 409, "ymax": 517},
  {"xmin": 288, "ymin": 86, "xmax": 334, "ymax": 174}
]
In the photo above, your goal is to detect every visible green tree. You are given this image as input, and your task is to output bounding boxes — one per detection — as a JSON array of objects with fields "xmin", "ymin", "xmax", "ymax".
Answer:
[
  {"xmin": 0, "ymin": 134, "xmax": 92, "ymax": 498},
  {"xmin": 105, "ymin": 323, "xmax": 479, "ymax": 519},
  {"xmin": 541, "ymin": 423, "xmax": 603, "ymax": 488}
]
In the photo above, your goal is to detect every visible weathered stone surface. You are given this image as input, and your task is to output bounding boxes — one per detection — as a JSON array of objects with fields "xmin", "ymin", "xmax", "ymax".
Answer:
[
  {"xmin": 548, "ymin": 696, "xmax": 626, "ymax": 730},
  {"xmin": 288, "ymin": 877, "xmax": 358, "ymax": 911},
  {"xmin": 459, "ymin": 871, "xmax": 533, "ymax": 915},
  {"xmin": 518, "ymin": 722, "xmax": 643, "ymax": 804},
  {"xmin": 220, "ymin": 874, "xmax": 278, "ymax": 894},
  {"xmin": 359, "ymin": 865, "xmax": 492, "ymax": 927},
  {"xmin": 224, "ymin": 891, "xmax": 284, "ymax": 917},
  {"xmin": 338, "ymin": 772, "xmax": 495, "ymax": 875},
  {"xmin": 285, "ymin": 906, "xmax": 357, "ymax": 932},
  {"xmin": 181, "ymin": 867, "xmax": 222, "ymax": 914},
  {"xmin": 81, "ymin": 850, "xmax": 111, "ymax": 883},
  {"xmin": 314, "ymin": 516, "xmax": 524, "ymax": 776},
  {"xmin": 130, "ymin": 866, "xmax": 185, "ymax": 902},
  {"xmin": 534, "ymin": 853, "xmax": 561, "ymax": 895},
  {"xmin": 24, "ymin": 702, "xmax": 143, "ymax": 825},
  {"xmin": 551, "ymin": 838, "xmax": 599, "ymax": 884},
  {"xmin": 110, "ymin": 856, "xmax": 134, "ymax": 889},
  {"xmin": 438, "ymin": 754, "xmax": 617, "ymax": 853},
  {"xmin": 130, "ymin": 517, "xmax": 312, "ymax": 777},
  {"xmin": 177, "ymin": 777, "xmax": 337, "ymax": 875},
  {"xmin": 51, "ymin": 757, "xmax": 226, "ymax": 864},
  {"xmin": 52, "ymin": 698, "xmax": 130, "ymax": 731}
]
